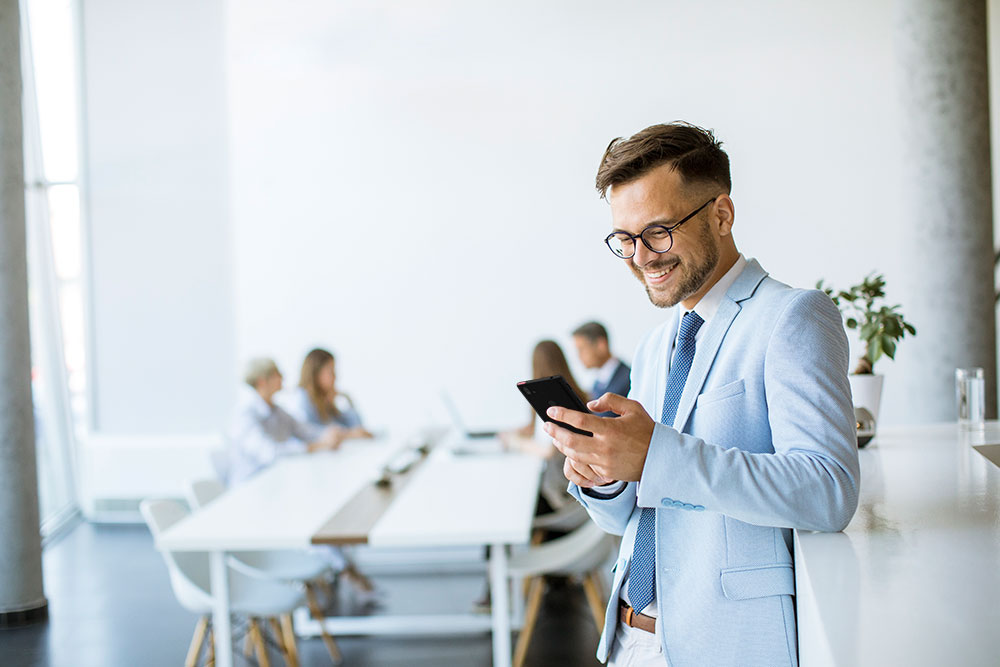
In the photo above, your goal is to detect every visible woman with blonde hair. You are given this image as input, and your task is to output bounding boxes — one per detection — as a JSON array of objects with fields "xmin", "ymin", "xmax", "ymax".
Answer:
[{"xmin": 284, "ymin": 348, "xmax": 372, "ymax": 440}]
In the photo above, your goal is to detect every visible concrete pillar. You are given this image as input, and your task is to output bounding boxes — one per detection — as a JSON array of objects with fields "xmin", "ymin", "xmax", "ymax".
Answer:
[
  {"xmin": 896, "ymin": 0, "xmax": 997, "ymax": 421},
  {"xmin": 0, "ymin": 0, "xmax": 47, "ymax": 625}
]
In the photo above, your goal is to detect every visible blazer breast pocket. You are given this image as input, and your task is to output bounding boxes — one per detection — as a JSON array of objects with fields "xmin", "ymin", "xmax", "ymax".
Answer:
[{"xmin": 695, "ymin": 378, "xmax": 746, "ymax": 407}]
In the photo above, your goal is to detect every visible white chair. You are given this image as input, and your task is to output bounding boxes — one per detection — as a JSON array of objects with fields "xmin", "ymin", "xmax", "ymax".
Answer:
[
  {"xmin": 185, "ymin": 479, "xmax": 343, "ymax": 663},
  {"xmin": 141, "ymin": 499, "xmax": 306, "ymax": 667},
  {"xmin": 507, "ymin": 520, "xmax": 618, "ymax": 667},
  {"xmin": 531, "ymin": 500, "xmax": 589, "ymax": 534}
]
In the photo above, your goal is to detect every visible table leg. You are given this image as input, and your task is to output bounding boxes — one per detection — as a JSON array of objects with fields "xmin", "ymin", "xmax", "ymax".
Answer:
[
  {"xmin": 210, "ymin": 550, "xmax": 233, "ymax": 667},
  {"xmin": 489, "ymin": 543, "xmax": 511, "ymax": 667}
]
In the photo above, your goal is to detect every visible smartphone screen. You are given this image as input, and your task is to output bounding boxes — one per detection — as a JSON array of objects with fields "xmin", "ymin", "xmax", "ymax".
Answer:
[{"xmin": 516, "ymin": 375, "xmax": 593, "ymax": 437}]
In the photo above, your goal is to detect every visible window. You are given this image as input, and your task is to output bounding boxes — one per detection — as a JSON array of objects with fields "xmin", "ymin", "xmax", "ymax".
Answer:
[{"xmin": 22, "ymin": 0, "xmax": 87, "ymax": 538}]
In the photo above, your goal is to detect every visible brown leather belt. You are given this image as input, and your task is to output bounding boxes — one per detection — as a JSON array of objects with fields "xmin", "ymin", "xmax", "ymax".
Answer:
[{"xmin": 618, "ymin": 600, "xmax": 656, "ymax": 634}]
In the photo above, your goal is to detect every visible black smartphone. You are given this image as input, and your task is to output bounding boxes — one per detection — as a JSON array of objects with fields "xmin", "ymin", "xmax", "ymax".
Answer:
[{"xmin": 516, "ymin": 375, "xmax": 594, "ymax": 437}]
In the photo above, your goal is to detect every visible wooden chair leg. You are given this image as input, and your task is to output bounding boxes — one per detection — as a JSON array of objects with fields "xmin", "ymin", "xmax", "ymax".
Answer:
[
  {"xmin": 185, "ymin": 616, "xmax": 209, "ymax": 667},
  {"xmin": 316, "ymin": 576, "xmax": 334, "ymax": 601},
  {"xmin": 582, "ymin": 571, "xmax": 607, "ymax": 633},
  {"xmin": 513, "ymin": 577, "xmax": 545, "ymax": 667},
  {"xmin": 249, "ymin": 618, "xmax": 272, "ymax": 667},
  {"xmin": 343, "ymin": 563, "xmax": 374, "ymax": 592},
  {"xmin": 280, "ymin": 613, "xmax": 300, "ymax": 667},
  {"xmin": 269, "ymin": 618, "xmax": 287, "ymax": 654},
  {"xmin": 206, "ymin": 626, "xmax": 215, "ymax": 667},
  {"xmin": 243, "ymin": 616, "xmax": 256, "ymax": 658},
  {"xmin": 306, "ymin": 583, "xmax": 344, "ymax": 664}
]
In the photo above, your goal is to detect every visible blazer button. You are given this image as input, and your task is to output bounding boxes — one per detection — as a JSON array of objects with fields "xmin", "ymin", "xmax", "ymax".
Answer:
[
  {"xmin": 682, "ymin": 503, "xmax": 695, "ymax": 511},
  {"xmin": 661, "ymin": 497, "xmax": 674, "ymax": 506},
  {"xmin": 693, "ymin": 505, "xmax": 705, "ymax": 512},
  {"xmin": 671, "ymin": 500, "xmax": 685, "ymax": 508}
]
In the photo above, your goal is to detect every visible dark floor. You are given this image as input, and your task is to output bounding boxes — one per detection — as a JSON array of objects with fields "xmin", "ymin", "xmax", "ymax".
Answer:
[{"xmin": 0, "ymin": 523, "xmax": 602, "ymax": 666}]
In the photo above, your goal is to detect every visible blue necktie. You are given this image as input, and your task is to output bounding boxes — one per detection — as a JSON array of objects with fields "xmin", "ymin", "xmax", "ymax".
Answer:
[{"xmin": 628, "ymin": 311, "xmax": 704, "ymax": 612}]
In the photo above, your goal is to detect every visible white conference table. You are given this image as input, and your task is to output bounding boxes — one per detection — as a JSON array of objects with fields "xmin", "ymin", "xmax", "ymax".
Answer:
[
  {"xmin": 795, "ymin": 422, "xmax": 1000, "ymax": 666},
  {"xmin": 155, "ymin": 438, "xmax": 542, "ymax": 667}
]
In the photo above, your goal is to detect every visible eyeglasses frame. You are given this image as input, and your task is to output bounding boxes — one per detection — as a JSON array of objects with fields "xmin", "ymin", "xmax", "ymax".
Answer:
[{"xmin": 604, "ymin": 195, "xmax": 721, "ymax": 259}]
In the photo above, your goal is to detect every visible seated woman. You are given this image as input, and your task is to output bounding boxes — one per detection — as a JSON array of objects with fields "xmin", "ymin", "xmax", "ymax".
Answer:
[
  {"xmin": 283, "ymin": 348, "xmax": 373, "ymax": 441},
  {"xmin": 226, "ymin": 358, "xmax": 342, "ymax": 486},
  {"xmin": 504, "ymin": 339, "xmax": 590, "ymax": 513}
]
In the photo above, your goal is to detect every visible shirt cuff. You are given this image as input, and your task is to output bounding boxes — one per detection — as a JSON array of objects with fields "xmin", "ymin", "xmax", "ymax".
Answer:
[{"xmin": 581, "ymin": 480, "xmax": 626, "ymax": 499}]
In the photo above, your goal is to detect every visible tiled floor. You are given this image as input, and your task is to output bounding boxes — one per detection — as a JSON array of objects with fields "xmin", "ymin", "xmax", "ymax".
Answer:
[{"xmin": 0, "ymin": 522, "xmax": 602, "ymax": 666}]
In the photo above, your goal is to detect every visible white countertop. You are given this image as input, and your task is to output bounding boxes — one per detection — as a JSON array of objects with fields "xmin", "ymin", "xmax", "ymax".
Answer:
[{"xmin": 795, "ymin": 422, "xmax": 1000, "ymax": 666}]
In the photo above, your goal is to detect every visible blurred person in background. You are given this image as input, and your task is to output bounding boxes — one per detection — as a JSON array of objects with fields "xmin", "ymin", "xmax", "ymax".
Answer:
[
  {"xmin": 504, "ymin": 339, "xmax": 590, "ymax": 513},
  {"xmin": 225, "ymin": 358, "xmax": 343, "ymax": 486},
  {"xmin": 229, "ymin": 356, "xmax": 378, "ymax": 599},
  {"xmin": 572, "ymin": 321, "xmax": 631, "ymax": 417},
  {"xmin": 283, "ymin": 347, "xmax": 373, "ymax": 441}
]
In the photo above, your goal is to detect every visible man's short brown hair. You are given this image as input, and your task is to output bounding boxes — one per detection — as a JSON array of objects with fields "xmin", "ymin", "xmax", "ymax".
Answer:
[
  {"xmin": 572, "ymin": 321, "xmax": 609, "ymax": 344},
  {"xmin": 595, "ymin": 122, "xmax": 731, "ymax": 199}
]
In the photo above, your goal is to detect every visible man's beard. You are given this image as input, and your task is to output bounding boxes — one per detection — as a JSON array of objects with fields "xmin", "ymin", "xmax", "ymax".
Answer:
[{"xmin": 634, "ymin": 221, "xmax": 720, "ymax": 309}]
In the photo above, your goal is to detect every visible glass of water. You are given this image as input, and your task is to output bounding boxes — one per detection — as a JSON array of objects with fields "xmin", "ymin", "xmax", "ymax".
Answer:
[{"xmin": 956, "ymin": 367, "xmax": 985, "ymax": 430}]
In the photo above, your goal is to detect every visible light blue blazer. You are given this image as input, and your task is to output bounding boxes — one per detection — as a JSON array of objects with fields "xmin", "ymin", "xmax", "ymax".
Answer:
[{"xmin": 569, "ymin": 259, "xmax": 860, "ymax": 666}]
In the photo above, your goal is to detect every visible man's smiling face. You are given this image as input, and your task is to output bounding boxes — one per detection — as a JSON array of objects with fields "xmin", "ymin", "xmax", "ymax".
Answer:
[{"xmin": 608, "ymin": 163, "xmax": 722, "ymax": 309}]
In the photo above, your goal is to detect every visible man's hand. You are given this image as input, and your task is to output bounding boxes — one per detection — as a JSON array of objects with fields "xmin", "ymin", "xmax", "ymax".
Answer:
[
  {"xmin": 562, "ymin": 456, "xmax": 614, "ymax": 488},
  {"xmin": 545, "ymin": 393, "xmax": 656, "ymax": 484}
]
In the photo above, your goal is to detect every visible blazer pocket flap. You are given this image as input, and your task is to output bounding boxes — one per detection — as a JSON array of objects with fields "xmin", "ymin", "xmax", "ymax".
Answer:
[
  {"xmin": 720, "ymin": 564, "xmax": 794, "ymax": 600},
  {"xmin": 696, "ymin": 378, "xmax": 746, "ymax": 407}
]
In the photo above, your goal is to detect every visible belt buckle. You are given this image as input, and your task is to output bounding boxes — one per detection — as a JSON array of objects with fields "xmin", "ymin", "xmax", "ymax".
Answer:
[{"xmin": 624, "ymin": 604, "xmax": 635, "ymax": 627}]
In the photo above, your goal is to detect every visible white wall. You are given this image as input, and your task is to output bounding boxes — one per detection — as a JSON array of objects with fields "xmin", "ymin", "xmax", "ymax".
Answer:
[
  {"xmin": 82, "ymin": 0, "xmax": 235, "ymax": 432},
  {"xmin": 227, "ymin": 0, "xmax": 908, "ymax": 430},
  {"xmin": 81, "ymin": 0, "xmax": 1000, "ymax": 436}
]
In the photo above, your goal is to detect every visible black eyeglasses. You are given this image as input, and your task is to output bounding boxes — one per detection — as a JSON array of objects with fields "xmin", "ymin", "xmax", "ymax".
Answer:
[{"xmin": 604, "ymin": 196, "xmax": 719, "ymax": 259}]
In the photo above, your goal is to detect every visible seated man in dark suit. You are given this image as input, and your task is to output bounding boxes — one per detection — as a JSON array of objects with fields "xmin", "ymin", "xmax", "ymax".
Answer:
[{"xmin": 572, "ymin": 321, "xmax": 631, "ymax": 417}]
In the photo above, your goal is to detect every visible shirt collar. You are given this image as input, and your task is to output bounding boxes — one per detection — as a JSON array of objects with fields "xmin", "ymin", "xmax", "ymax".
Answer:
[
  {"xmin": 685, "ymin": 253, "xmax": 747, "ymax": 327},
  {"xmin": 595, "ymin": 356, "xmax": 620, "ymax": 385}
]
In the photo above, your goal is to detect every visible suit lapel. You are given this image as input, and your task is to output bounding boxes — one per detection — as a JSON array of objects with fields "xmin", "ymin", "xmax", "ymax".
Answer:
[
  {"xmin": 672, "ymin": 298, "xmax": 741, "ymax": 431},
  {"xmin": 670, "ymin": 259, "xmax": 768, "ymax": 432}
]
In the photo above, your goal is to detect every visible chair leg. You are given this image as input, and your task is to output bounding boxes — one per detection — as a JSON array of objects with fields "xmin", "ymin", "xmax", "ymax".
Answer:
[
  {"xmin": 244, "ymin": 624, "xmax": 255, "ymax": 658},
  {"xmin": 582, "ymin": 571, "xmax": 607, "ymax": 633},
  {"xmin": 249, "ymin": 618, "xmax": 271, "ymax": 667},
  {"xmin": 206, "ymin": 626, "xmax": 215, "ymax": 667},
  {"xmin": 269, "ymin": 618, "xmax": 286, "ymax": 653},
  {"xmin": 280, "ymin": 613, "xmax": 300, "ymax": 667},
  {"xmin": 185, "ymin": 616, "xmax": 209, "ymax": 667},
  {"xmin": 316, "ymin": 576, "xmax": 335, "ymax": 602},
  {"xmin": 513, "ymin": 577, "xmax": 545, "ymax": 667},
  {"xmin": 306, "ymin": 583, "xmax": 344, "ymax": 664},
  {"xmin": 343, "ymin": 563, "xmax": 374, "ymax": 592}
]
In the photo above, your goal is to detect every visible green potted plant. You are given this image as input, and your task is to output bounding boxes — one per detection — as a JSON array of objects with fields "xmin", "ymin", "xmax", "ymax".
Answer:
[{"xmin": 816, "ymin": 273, "xmax": 916, "ymax": 432}]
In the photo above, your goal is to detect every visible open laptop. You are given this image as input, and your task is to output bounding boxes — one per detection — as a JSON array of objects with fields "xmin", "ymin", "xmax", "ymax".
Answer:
[{"xmin": 441, "ymin": 391, "xmax": 499, "ymax": 439}]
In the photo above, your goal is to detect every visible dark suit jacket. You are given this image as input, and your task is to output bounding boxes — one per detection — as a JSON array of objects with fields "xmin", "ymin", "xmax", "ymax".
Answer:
[{"xmin": 592, "ymin": 359, "xmax": 631, "ymax": 417}]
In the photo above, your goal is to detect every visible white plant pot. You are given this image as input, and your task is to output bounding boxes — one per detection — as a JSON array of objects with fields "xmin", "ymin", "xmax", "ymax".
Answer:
[{"xmin": 849, "ymin": 374, "xmax": 885, "ymax": 424}]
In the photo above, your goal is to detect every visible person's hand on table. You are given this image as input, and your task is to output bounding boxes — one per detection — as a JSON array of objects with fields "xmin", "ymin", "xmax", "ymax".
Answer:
[
  {"xmin": 308, "ymin": 426, "xmax": 346, "ymax": 452},
  {"xmin": 544, "ymin": 393, "xmax": 655, "ymax": 487}
]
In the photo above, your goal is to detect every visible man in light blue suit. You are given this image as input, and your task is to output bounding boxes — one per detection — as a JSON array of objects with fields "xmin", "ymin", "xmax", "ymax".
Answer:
[{"xmin": 544, "ymin": 123, "xmax": 859, "ymax": 667}]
